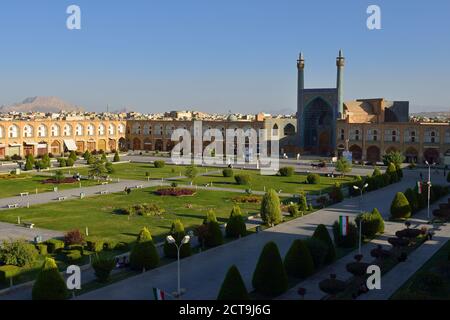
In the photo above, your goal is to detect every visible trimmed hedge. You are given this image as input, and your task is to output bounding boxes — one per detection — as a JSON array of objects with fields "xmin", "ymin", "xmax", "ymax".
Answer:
[
  {"xmin": 222, "ymin": 168, "xmax": 234, "ymax": 177},
  {"xmin": 32, "ymin": 258, "xmax": 68, "ymax": 300},
  {"xmin": 86, "ymin": 240, "xmax": 104, "ymax": 253},
  {"xmin": 65, "ymin": 250, "xmax": 82, "ymax": 263},
  {"xmin": 252, "ymin": 242, "xmax": 288, "ymax": 297},
  {"xmin": 235, "ymin": 174, "xmax": 251, "ymax": 185},
  {"xmin": 153, "ymin": 160, "xmax": 165, "ymax": 168},
  {"xmin": 306, "ymin": 173, "xmax": 320, "ymax": 184},
  {"xmin": 129, "ymin": 227, "xmax": 160, "ymax": 270},
  {"xmin": 312, "ymin": 224, "xmax": 336, "ymax": 264},
  {"xmin": 278, "ymin": 167, "xmax": 294, "ymax": 177},
  {"xmin": 225, "ymin": 206, "xmax": 247, "ymax": 238},
  {"xmin": 390, "ymin": 192, "xmax": 412, "ymax": 219},
  {"xmin": 92, "ymin": 256, "xmax": 116, "ymax": 283},
  {"xmin": 305, "ymin": 237, "xmax": 328, "ymax": 269},
  {"xmin": 260, "ymin": 189, "xmax": 282, "ymax": 226},
  {"xmin": 217, "ymin": 265, "xmax": 249, "ymax": 300},
  {"xmin": 0, "ymin": 265, "xmax": 21, "ymax": 284},
  {"xmin": 355, "ymin": 208, "xmax": 385, "ymax": 238},
  {"xmin": 36, "ymin": 244, "xmax": 48, "ymax": 256},
  {"xmin": 163, "ymin": 220, "xmax": 192, "ymax": 258},
  {"xmin": 283, "ymin": 239, "xmax": 314, "ymax": 279},
  {"xmin": 45, "ymin": 239, "xmax": 65, "ymax": 254}
]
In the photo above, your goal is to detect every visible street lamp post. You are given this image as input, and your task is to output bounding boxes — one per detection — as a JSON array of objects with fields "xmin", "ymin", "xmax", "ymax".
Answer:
[
  {"xmin": 425, "ymin": 161, "xmax": 434, "ymax": 220},
  {"xmin": 353, "ymin": 183, "xmax": 368, "ymax": 255},
  {"xmin": 166, "ymin": 235, "xmax": 190, "ymax": 298}
]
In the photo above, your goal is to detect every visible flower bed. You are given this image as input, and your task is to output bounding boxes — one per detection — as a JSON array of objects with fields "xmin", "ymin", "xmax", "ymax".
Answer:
[
  {"xmin": 154, "ymin": 187, "xmax": 196, "ymax": 196},
  {"xmin": 232, "ymin": 195, "xmax": 262, "ymax": 203},
  {"xmin": 41, "ymin": 177, "xmax": 78, "ymax": 184}
]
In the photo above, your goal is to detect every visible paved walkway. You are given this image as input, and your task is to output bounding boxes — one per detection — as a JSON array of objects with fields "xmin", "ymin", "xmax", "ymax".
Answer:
[
  {"xmin": 74, "ymin": 170, "xmax": 443, "ymax": 300},
  {"xmin": 0, "ymin": 222, "xmax": 62, "ymax": 242}
]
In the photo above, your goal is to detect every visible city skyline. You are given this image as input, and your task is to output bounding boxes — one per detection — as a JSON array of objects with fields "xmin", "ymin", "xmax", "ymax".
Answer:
[{"xmin": 0, "ymin": 0, "xmax": 449, "ymax": 113}]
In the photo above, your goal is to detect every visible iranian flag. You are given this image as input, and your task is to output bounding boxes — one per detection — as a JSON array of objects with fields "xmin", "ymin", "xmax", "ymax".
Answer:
[
  {"xmin": 153, "ymin": 288, "xmax": 166, "ymax": 300},
  {"xmin": 339, "ymin": 216, "xmax": 349, "ymax": 236},
  {"xmin": 417, "ymin": 181, "xmax": 422, "ymax": 194}
]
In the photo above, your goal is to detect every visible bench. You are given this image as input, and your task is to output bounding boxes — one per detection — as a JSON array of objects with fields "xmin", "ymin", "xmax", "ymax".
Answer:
[
  {"xmin": 101, "ymin": 182, "xmax": 109, "ymax": 185},
  {"xmin": 58, "ymin": 196, "xmax": 67, "ymax": 201},
  {"xmin": 7, "ymin": 203, "xmax": 19, "ymax": 209},
  {"xmin": 135, "ymin": 185, "xmax": 144, "ymax": 189},
  {"xmin": 20, "ymin": 192, "xmax": 29, "ymax": 197},
  {"xmin": 22, "ymin": 222, "xmax": 34, "ymax": 229},
  {"xmin": 100, "ymin": 190, "xmax": 109, "ymax": 195}
]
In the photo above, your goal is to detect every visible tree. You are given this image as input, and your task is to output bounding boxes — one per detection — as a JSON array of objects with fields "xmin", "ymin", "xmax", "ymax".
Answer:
[
  {"xmin": 69, "ymin": 151, "xmax": 77, "ymax": 162},
  {"xmin": 304, "ymin": 238, "xmax": 328, "ymax": 269},
  {"xmin": 355, "ymin": 208, "xmax": 385, "ymax": 239},
  {"xmin": 83, "ymin": 150, "xmax": 91, "ymax": 160},
  {"xmin": 185, "ymin": 165, "xmax": 198, "ymax": 184},
  {"xmin": 283, "ymin": 239, "xmax": 314, "ymax": 279},
  {"xmin": 336, "ymin": 158, "xmax": 352, "ymax": 176},
  {"xmin": 41, "ymin": 153, "xmax": 51, "ymax": 169},
  {"xmin": 58, "ymin": 158, "xmax": 66, "ymax": 167},
  {"xmin": 225, "ymin": 206, "xmax": 247, "ymax": 238},
  {"xmin": 298, "ymin": 192, "xmax": 308, "ymax": 213},
  {"xmin": 373, "ymin": 167, "xmax": 382, "ymax": 176},
  {"xmin": 163, "ymin": 220, "xmax": 192, "ymax": 258},
  {"xmin": 88, "ymin": 160, "xmax": 108, "ymax": 179},
  {"xmin": 312, "ymin": 224, "xmax": 336, "ymax": 264},
  {"xmin": 100, "ymin": 153, "xmax": 107, "ymax": 163},
  {"xmin": 383, "ymin": 151, "xmax": 405, "ymax": 167},
  {"xmin": 54, "ymin": 170, "xmax": 65, "ymax": 183},
  {"xmin": 0, "ymin": 239, "xmax": 38, "ymax": 267},
  {"xmin": 260, "ymin": 189, "xmax": 282, "ymax": 226},
  {"xmin": 404, "ymin": 188, "xmax": 419, "ymax": 214},
  {"xmin": 329, "ymin": 183, "xmax": 344, "ymax": 203},
  {"xmin": 24, "ymin": 155, "xmax": 34, "ymax": 171},
  {"xmin": 278, "ymin": 167, "xmax": 294, "ymax": 177},
  {"xmin": 386, "ymin": 162, "xmax": 399, "ymax": 183},
  {"xmin": 252, "ymin": 241, "xmax": 288, "ymax": 297},
  {"xmin": 92, "ymin": 255, "xmax": 115, "ymax": 283},
  {"xmin": 217, "ymin": 265, "xmax": 249, "ymax": 300},
  {"xmin": 129, "ymin": 227, "xmax": 160, "ymax": 270},
  {"xmin": 32, "ymin": 257, "xmax": 68, "ymax": 300},
  {"xmin": 105, "ymin": 162, "xmax": 114, "ymax": 174},
  {"xmin": 390, "ymin": 192, "xmax": 412, "ymax": 219},
  {"xmin": 113, "ymin": 151, "xmax": 120, "ymax": 162}
]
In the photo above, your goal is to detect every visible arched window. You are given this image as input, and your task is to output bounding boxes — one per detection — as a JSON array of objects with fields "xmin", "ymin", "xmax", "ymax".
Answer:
[
  {"xmin": 340, "ymin": 129, "xmax": 345, "ymax": 140},
  {"xmin": 76, "ymin": 124, "xmax": 83, "ymax": 136},
  {"xmin": 23, "ymin": 125, "xmax": 33, "ymax": 138},
  {"xmin": 132, "ymin": 123, "xmax": 141, "ymax": 135},
  {"xmin": 272, "ymin": 124, "xmax": 279, "ymax": 136},
  {"xmin": 0, "ymin": 125, "xmax": 4, "ymax": 138},
  {"xmin": 98, "ymin": 123, "xmax": 105, "ymax": 136},
  {"xmin": 63, "ymin": 124, "xmax": 72, "ymax": 136},
  {"xmin": 8, "ymin": 125, "xmax": 19, "ymax": 138},
  {"xmin": 87, "ymin": 124, "xmax": 95, "ymax": 136},
  {"xmin": 143, "ymin": 124, "xmax": 151, "ymax": 135},
  {"xmin": 118, "ymin": 124, "xmax": 125, "ymax": 134},
  {"xmin": 51, "ymin": 124, "xmax": 60, "ymax": 137},
  {"xmin": 283, "ymin": 124, "xmax": 296, "ymax": 136},
  {"xmin": 108, "ymin": 123, "xmax": 115, "ymax": 135},
  {"xmin": 38, "ymin": 124, "xmax": 47, "ymax": 137}
]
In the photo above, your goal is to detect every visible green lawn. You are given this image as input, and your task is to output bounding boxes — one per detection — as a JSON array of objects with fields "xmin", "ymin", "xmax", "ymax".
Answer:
[
  {"xmin": 177, "ymin": 169, "xmax": 355, "ymax": 195},
  {"xmin": 0, "ymin": 188, "xmax": 262, "ymax": 244},
  {"xmin": 0, "ymin": 175, "xmax": 101, "ymax": 199},
  {"xmin": 61, "ymin": 162, "xmax": 220, "ymax": 181}
]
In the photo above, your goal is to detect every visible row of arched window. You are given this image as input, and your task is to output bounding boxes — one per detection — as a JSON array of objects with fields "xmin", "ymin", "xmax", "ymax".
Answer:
[
  {"xmin": 340, "ymin": 128, "xmax": 449, "ymax": 144},
  {"xmin": 0, "ymin": 123, "xmax": 126, "ymax": 139}
]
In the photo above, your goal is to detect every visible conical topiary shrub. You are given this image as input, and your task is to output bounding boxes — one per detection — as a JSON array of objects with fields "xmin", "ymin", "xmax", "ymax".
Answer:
[
  {"xmin": 129, "ymin": 227, "xmax": 160, "ymax": 270},
  {"xmin": 390, "ymin": 192, "xmax": 411, "ymax": 219},
  {"xmin": 260, "ymin": 189, "xmax": 282, "ymax": 226},
  {"xmin": 298, "ymin": 192, "xmax": 308, "ymax": 213},
  {"xmin": 163, "ymin": 220, "xmax": 192, "ymax": 259},
  {"xmin": 32, "ymin": 257, "xmax": 68, "ymax": 300},
  {"xmin": 217, "ymin": 265, "xmax": 249, "ymax": 300},
  {"xmin": 225, "ymin": 206, "xmax": 247, "ymax": 238},
  {"xmin": 386, "ymin": 162, "xmax": 398, "ymax": 184},
  {"xmin": 252, "ymin": 241, "xmax": 288, "ymax": 297},
  {"xmin": 283, "ymin": 239, "xmax": 314, "ymax": 279},
  {"xmin": 312, "ymin": 224, "xmax": 336, "ymax": 264}
]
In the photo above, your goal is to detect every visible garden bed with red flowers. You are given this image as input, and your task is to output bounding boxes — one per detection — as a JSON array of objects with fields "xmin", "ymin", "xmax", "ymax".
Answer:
[
  {"xmin": 154, "ymin": 187, "xmax": 196, "ymax": 196},
  {"xmin": 41, "ymin": 177, "xmax": 78, "ymax": 184}
]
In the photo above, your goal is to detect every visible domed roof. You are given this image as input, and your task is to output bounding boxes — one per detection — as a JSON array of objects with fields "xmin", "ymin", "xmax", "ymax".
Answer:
[{"xmin": 227, "ymin": 114, "xmax": 238, "ymax": 121}]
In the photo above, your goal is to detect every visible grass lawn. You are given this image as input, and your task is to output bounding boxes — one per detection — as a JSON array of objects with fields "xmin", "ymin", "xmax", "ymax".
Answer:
[
  {"xmin": 0, "ymin": 175, "xmax": 101, "ymax": 199},
  {"xmin": 0, "ymin": 188, "xmax": 262, "ymax": 244},
  {"xmin": 177, "ymin": 169, "xmax": 355, "ymax": 195},
  {"xmin": 391, "ymin": 240, "xmax": 450, "ymax": 300},
  {"xmin": 61, "ymin": 162, "xmax": 220, "ymax": 181}
]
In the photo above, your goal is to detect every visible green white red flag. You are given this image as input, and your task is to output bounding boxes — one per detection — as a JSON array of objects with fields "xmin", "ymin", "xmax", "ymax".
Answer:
[
  {"xmin": 417, "ymin": 181, "xmax": 422, "ymax": 194},
  {"xmin": 153, "ymin": 288, "xmax": 166, "ymax": 300},
  {"xmin": 339, "ymin": 216, "xmax": 349, "ymax": 236}
]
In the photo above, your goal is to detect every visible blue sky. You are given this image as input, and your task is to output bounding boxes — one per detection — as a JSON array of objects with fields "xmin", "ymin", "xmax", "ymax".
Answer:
[{"xmin": 0, "ymin": 0, "xmax": 449, "ymax": 113}]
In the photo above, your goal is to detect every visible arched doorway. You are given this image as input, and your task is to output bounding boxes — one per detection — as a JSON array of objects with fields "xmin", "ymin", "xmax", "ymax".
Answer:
[
  {"xmin": 423, "ymin": 148, "xmax": 440, "ymax": 164},
  {"xmin": 144, "ymin": 138, "xmax": 152, "ymax": 151},
  {"xmin": 366, "ymin": 146, "xmax": 381, "ymax": 164},
  {"xmin": 51, "ymin": 141, "xmax": 61, "ymax": 155},
  {"xmin": 133, "ymin": 138, "xmax": 141, "ymax": 151},
  {"xmin": 118, "ymin": 138, "xmax": 127, "ymax": 151},
  {"xmin": 385, "ymin": 146, "xmax": 398, "ymax": 154},
  {"xmin": 98, "ymin": 139, "xmax": 107, "ymax": 152},
  {"xmin": 303, "ymin": 97, "xmax": 334, "ymax": 154},
  {"xmin": 349, "ymin": 145, "xmax": 362, "ymax": 161},
  {"xmin": 283, "ymin": 124, "xmax": 295, "ymax": 136},
  {"xmin": 87, "ymin": 141, "xmax": 96, "ymax": 152},
  {"xmin": 337, "ymin": 144, "xmax": 345, "ymax": 158},
  {"xmin": 76, "ymin": 141, "xmax": 85, "ymax": 153},
  {"xmin": 108, "ymin": 139, "xmax": 116, "ymax": 152},
  {"xmin": 404, "ymin": 147, "xmax": 418, "ymax": 163},
  {"xmin": 155, "ymin": 139, "xmax": 163, "ymax": 152}
]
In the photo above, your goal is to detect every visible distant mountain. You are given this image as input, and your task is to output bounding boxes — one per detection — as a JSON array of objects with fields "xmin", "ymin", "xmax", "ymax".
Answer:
[
  {"xmin": 411, "ymin": 111, "xmax": 450, "ymax": 118},
  {"xmin": 0, "ymin": 96, "xmax": 84, "ymax": 113}
]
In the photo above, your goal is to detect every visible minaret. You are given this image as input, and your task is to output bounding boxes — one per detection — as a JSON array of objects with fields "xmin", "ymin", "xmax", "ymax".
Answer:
[
  {"xmin": 336, "ymin": 49, "xmax": 345, "ymax": 119},
  {"xmin": 297, "ymin": 52, "xmax": 305, "ymax": 148}
]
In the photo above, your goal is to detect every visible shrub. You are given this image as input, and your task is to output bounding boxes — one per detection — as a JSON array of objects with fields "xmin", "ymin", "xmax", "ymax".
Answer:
[
  {"xmin": 390, "ymin": 192, "xmax": 412, "ymax": 219},
  {"xmin": 113, "ymin": 151, "xmax": 120, "ymax": 162},
  {"xmin": 329, "ymin": 183, "xmax": 344, "ymax": 203},
  {"xmin": 355, "ymin": 208, "xmax": 385, "ymax": 239},
  {"xmin": 336, "ymin": 158, "xmax": 352, "ymax": 176},
  {"xmin": 205, "ymin": 221, "xmax": 224, "ymax": 248},
  {"xmin": 155, "ymin": 187, "xmax": 196, "ymax": 196},
  {"xmin": 66, "ymin": 158, "xmax": 75, "ymax": 167},
  {"xmin": 404, "ymin": 188, "xmax": 419, "ymax": 214},
  {"xmin": 103, "ymin": 241, "xmax": 117, "ymax": 251},
  {"xmin": 278, "ymin": 167, "xmax": 294, "ymax": 177},
  {"xmin": 64, "ymin": 229, "xmax": 85, "ymax": 246},
  {"xmin": 283, "ymin": 239, "xmax": 314, "ymax": 279},
  {"xmin": 288, "ymin": 204, "xmax": 299, "ymax": 217},
  {"xmin": 306, "ymin": 173, "xmax": 320, "ymax": 184},
  {"xmin": 58, "ymin": 158, "xmax": 67, "ymax": 168},
  {"xmin": 129, "ymin": 227, "xmax": 160, "ymax": 270},
  {"xmin": 235, "ymin": 174, "xmax": 251, "ymax": 185},
  {"xmin": 92, "ymin": 256, "xmax": 116, "ymax": 283},
  {"xmin": 153, "ymin": 160, "xmax": 165, "ymax": 168},
  {"xmin": 87, "ymin": 156, "xmax": 95, "ymax": 165},
  {"xmin": 222, "ymin": 168, "xmax": 234, "ymax": 177},
  {"xmin": 312, "ymin": 224, "xmax": 336, "ymax": 264},
  {"xmin": 386, "ymin": 162, "xmax": 398, "ymax": 183},
  {"xmin": 252, "ymin": 242, "xmax": 288, "ymax": 297},
  {"xmin": 185, "ymin": 165, "xmax": 198, "ymax": 183},
  {"xmin": 32, "ymin": 258, "xmax": 68, "ymax": 300},
  {"xmin": 36, "ymin": 244, "xmax": 48, "ymax": 256},
  {"xmin": 86, "ymin": 240, "xmax": 104, "ymax": 253},
  {"xmin": 298, "ymin": 193, "xmax": 308, "ymax": 212},
  {"xmin": 447, "ymin": 172, "xmax": 450, "ymax": 183},
  {"xmin": 45, "ymin": 239, "xmax": 65, "ymax": 254},
  {"xmin": 163, "ymin": 220, "xmax": 192, "ymax": 258},
  {"xmin": 383, "ymin": 151, "xmax": 405, "ymax": 167},
  {"xmin": 412, "ymin": 272, "xmax": 446, "ymax": 295},
  {"xmin": 333, "ymin": 221, "xmax": 358, "ymax": 248},
  {"xmin": 65, "ymin": 250, "xmax": 82, "ymax": 263},
  {"xmin": 0, "ymin": 240, "xmax": 38, "ymax": 267},
  {"xmin": 373, "ymin": 167, "xmax": 382, "ymax": 176},
  {"xmin": 24, "ymin": 156, "xmax": 34, "ymax": 171},
  {"xmin": 217, "ymin": 265, "xmax": 249, "ymax": 300},
  {"xmin": 0, "ymin": 265, "xmax": 21, "ymax": 284},
  {"xmin": 66, "ymin": 245, "xmax": 83, "ymax": 254},
  {"xmin": 260, "ymin": 189, "xmax": 282, "ymax": 226},
  {"xmin": 114, "ymin": 242, "xmax": 129, "ymax": 251},
  {"xmin": 304, "ymin": 238, "xmax": 328, "ymax": 269},
  {"xmin": 105, "ymin": 162, "xmax": 114, "ymax": 174},
  {"xmin": 225, "ymin": 206, "xmax": 247, "ymax": 238}
]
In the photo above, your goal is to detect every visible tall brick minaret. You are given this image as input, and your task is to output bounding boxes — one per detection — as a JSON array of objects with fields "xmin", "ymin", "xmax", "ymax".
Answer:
[
  {"xmin": 336, "ymin": 49, "xmax": 345, "ymax": 119},
  {"xmin": 297, "ymin": 52, "xmax": 305, "ymax": 148}
]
